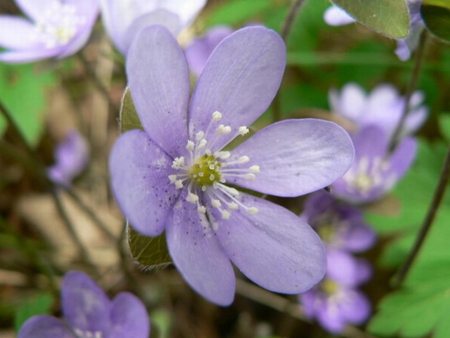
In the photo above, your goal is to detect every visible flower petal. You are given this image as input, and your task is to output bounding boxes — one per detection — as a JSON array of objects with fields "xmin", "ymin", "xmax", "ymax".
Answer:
[
  {"xmin": 18, "ymin": 316, "xmax": 74, "ymax": 338},
  {"xmin": 62, "ymin": 271, "xmax": 111, "ymax": 334},
  {"xmin": 166, "ymin": 190, "xmax": 236, "ymax": 306},
  {"xmin": 109, "ymin": 129, "xmax": 179, "ymax": 237},
  {"xmin": 388, "ymin": 136, "xmax": 417, "ymax": 179},
  {"xmin": 228, "ymin": 119, "xmax": 354, "ymax": 197},
  {"xmin": 0, "ymin": 48, "xmax": 59, "ymax": 64},
  {"xmin": 127, "ymin": 25, "xmax": 190, "ymax": 158},
  {"xmin": 0, "ymin": 16, "xmax": 40, "ymax": 50},
  {"xmin": 214, "ymin": 192, "xmax": 326, "ymax": 294},
  {"xmin": 329, "ymin": 83, "xmax": 365, "ymax": 122},
  {"xmin": 15, "ymin": 0, "xmax": 58, "ymax": 21},
  {"xmin": 340, "ymin": 289, "xmax": 371, "ymax": 324},
  {"xmin": 189, "ymin": 26, "xmax": 285, "ymax": 151},
  {"xmin": 110, "ymin": 293, "xmax": 150, "ymax": 338},
  {"xmin": 323, "ymin": 6, "xmax": 356, "ymax": 26}
]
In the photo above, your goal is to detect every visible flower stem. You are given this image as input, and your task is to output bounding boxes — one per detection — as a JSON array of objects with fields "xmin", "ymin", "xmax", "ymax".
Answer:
[
  {"xmin": 272, "ymin": 0, "xmax": 307, "ymax": 122},
  {"xmin": 393, "ymin": 143, "xmax": 450, "ymax": 288},
  {"xmin": 389, "ymin": 30, "xmax": 428, "ymax": 150}
]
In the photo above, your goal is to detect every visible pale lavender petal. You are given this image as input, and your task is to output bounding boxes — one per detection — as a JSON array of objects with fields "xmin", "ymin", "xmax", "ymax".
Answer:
[
  {"xmin": 388, "ymin": 136, "xmax": 417, "ymax": 179},
  {"xmin": 395, "ymin": 21, "xmax": 424, "ymax": 61},
  {"xmin": 353, "ymin": 125, "xmax": 388, "ymax": 158},
  {"xmin": 185, "ymin": 25, "xmax": 234, "ymax": 76},
  {"xmin": 228, "ymin": 119, "xmax": 354, "ymax": 197},
  {"xmin": 354, "ymin": 259, "xmax": 373, "ymax": 285},
  {"xmin": 62, "ymin": 271, "xmax": 111, "ymax": 334},
  {"xmin": 110, "ymin": 293, "xmax": 150, "ymax": 338},
  {"xmin": 15, "ymin": 0, "xmax": 58, "ymax": 21},
  {"xmin": 156, "ymin": 0, "xmax": 206, "ymax": 26},
  {"xmin": 299, "ymin": 290, "xmax": 319, "ymax": 318},
  {"xmin": 18, "ymin": 316, "xmax": 75, "ymax": 338},
  {"xmin": 340, "ymin": 289, "xmax": 371, "ymax": 324},
  {"xmin": 329, "ymin": 83, "xmax": 366, "ymax": 121},
  {"xmin": 166, "ymin": 190, "xmax": 236, "ymax": 306},
  {"xmin": 317, "ymin": 302, "xmax": 346, "ymax": 333},
  {"xmin": 0, "ymin": 16, "xmax": 40, "ymax": 50},
  {"xmin": 0, "ymin": 48, "xmax": 59, "ymax": 63},
  {"xmin": 127, "ymin": 25, "xmax": 190, "ymax": 158},
  {"xmin": 213, "ymin": 192, "xmax": 326, "ymax": 294},
  {"xmin": 120, "ymin": 10, "xmax": 182, "ymax": 55},
  {"xmin": 109, "ymin": 129, "xmax": 179, "ymax": 237},
  {"xmin": 326, "ymin": 250, "xmax": 361, "ymax": 287},
  {"xmin": 189, "ymin": 26, "xmax": 285, "ymax": 151},
  {"xmin": 341, "ymin": 218, "xmax": 376, "ymax": 252},
  {"xmin": 323, "ymin": 6, "xmax": 356, "ymax": 26}
]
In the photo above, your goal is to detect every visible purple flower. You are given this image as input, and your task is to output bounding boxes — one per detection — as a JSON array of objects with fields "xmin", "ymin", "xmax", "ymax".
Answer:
[
  {"xmin": 100, "ymin": 0, "xmax": 206, "ymax": 55},
  {"xmin": 47, "ymin": 130, "xmax": 89, "ymax": 188},
  {"xmin": 0, "ymin": 0, "xmax": 98, "ymax": 64},
  {"xmin": 301, "ymin": 191, "xmax": 376, "ymax": 252},
  {"xmin": 109, "ymin": 25, "xmax": 354, "ymax": 305},
  {"xmin": 329, "ymin": 82, "xmax": 428, "ymax": 142},
  {"xmin": 332, "ymin": 125, "xmax": 417, "ymax": 204},
  {"xmin": 323, "ymin": 1, "xmax": 424, "ymax": 61},
  {"xmin": 18, "ymin": 271, "xmax": 150, "ymax": 338},
  {"xmin": 185, "ymin": 25, "xmax": 234, "ymax": 76},
  {"xmin": 300, "ymin": 250, "xmax": 372, "ymax": 333}
]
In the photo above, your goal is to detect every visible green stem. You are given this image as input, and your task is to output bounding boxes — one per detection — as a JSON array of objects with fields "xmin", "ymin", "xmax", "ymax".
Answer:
[{"xmin": 393, "ymin": 143, "xmax": 450, "ymax": 288}]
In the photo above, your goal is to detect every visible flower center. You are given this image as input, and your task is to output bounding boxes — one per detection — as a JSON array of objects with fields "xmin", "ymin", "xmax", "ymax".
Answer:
[
  {"xmin": 321, "ymin": 278, "xmax": 340, "ymax": 295},
  {"xmin": 189, "ymin": 155, "xmax": 222, "ymax": 186},
  {"xmin": 74, "ymin": 329, "xmax": 103, "ymax": 338},
  {"xmin": 169, "ymin": 111, "xmax": 260, "ymax": 224}
]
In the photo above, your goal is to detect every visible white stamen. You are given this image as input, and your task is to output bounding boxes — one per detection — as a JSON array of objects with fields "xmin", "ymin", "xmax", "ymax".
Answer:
[
  {"xmin": 172, "ymin": 157, "xmax": 185, "ymax": 169},
  {"xmin": 175, "ymin": 180, "xmax": 184, "ymax": 189},
  {"xmin": 238, "ymin": 156, "xmax": 250, "ymax": 164},
  {"xmin": 228, "ymin": 202, "xmax": 239, "ymax": 210},
  {"xmin": 249, "ymin": 165, "xmax": 260, "ymax": 173},
  {"xmin": 238, "ymin": 126, "xmax": 249, "ymax": 135},
  {"xmin": 198, "ymin": 206, "xmax": 207, "ymax": 213},
  {"xmin": 221, "ymin": 210, "xmax": 231, "ymax": 220},
  {"xmin": 169, "ymin": 175, "xmax": 177, "ymax": 183},
  {"xmin": 211, "ymin": 199, "xmax": 222, "ymax": 208},
  {"xmin": 248, "ymin": 207, "xmax": 259, "ymax": 215},
  {"xmin": 197, "ymin": 139, "xmax": 207, "ymax": 151},
  {"xmin": 196, "ymin": 131, "xmax": 205, "ymax": 141},
  {"xmin": 245, "ymin": 173, "xmax": 256, "ymax": 180},
  {"xmin": 186, "ymin": 140, "xmax": 195, "ymax": 151},
  {"xmin": 212, "ymin": 111, "xmax": 222, "ymax": 121},
  {"xmin": 216, "ymin": 124, "xmax": 232, "ymax": 135},
  {"xmin": 186, "ymin": 192, "xmax": 199, "ymax": 203},
  {"xmin": 217, "ymin": 151, "xmax": 231, "ymax": 159}
]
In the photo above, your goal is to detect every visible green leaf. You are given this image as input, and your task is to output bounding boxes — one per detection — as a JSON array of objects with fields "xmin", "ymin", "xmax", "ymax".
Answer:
[
  {"xmin": 119, "ymin": 88, "xmax": 172, "ymax": 268},
  {"xmin": 330, "ymin": 0, "xmax": 410, "ymax": 38},
  {"xmin": 421, "ymin": 0, "xmax": 450, "ymax": 42},
  {"xmin": 0, "ymin": 63, "xmax": 55, "ymax": 145},
  {"xmin": 128, "ymin": 226, "xmax": 172, "ymax": 269},
  {"xmin": 440, "ymin": 113, "xmax": 450, "ymax": 141},
  {"xmin": 14, "ymin": 294, "xmax": 53, "ymax": 331},
  {"xmin": 369, "ymin": 261, "xmax": 450, "ymax": 337},
  {"xmin": 206, "ymin": 0, "xmax": 274, "ymax": 27}
]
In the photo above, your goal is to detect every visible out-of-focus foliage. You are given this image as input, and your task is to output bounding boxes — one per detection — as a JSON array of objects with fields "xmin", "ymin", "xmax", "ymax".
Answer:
[
  {"xmin": 421, "ymin": 0, "xmax": 450, "ymax": 42},
  {"xmin": 0, "ymin": 64, "xmax": 55, "ymax": 144},
  {"xmin": 330, "ymin": 0, "xmax": 410, "ymax": 38},
  {"xmin": 14, "ymin": 294, "xmax": 53, "ymax": 331}
]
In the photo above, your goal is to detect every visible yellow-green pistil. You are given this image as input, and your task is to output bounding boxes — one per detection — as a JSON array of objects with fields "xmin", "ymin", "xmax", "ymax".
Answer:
[
  {"xmin": 321, "ymin": 278, "xmax": 339, "ymax": 295},
  {"xmin": 189, "ymin": 155, "xmax": 223, "ymax": 186}
]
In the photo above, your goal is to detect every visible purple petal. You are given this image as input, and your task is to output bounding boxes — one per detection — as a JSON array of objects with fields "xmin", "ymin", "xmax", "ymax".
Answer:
[
  {"xmin": 18, "ymin": 316, "xmax": 75, "ymax": 338},
  {"xmin": 0, "ymin": 48, "xmax": 59, "ymax": 63},
  {"xmin": 109, "ymin": 293, "xmax": 150, "ymax": 338},
  {"xmin": 213, "ymin": 192, "xmax": 326, "ymax": 294},
  {"xmin": 185, "ymin": 25, "xmax": 234, "ymax": 76},
  {"xmin": 340, "ymin": 216, "xmax": 376, "ymax": 252},
  {"xmin": 120, "ymin": 10, "xmax": 182, "ymax": 55},
  {"xmin": 189, "ymin": 26, "xmax": 285, "ymax": 152},
  {"xmin": 62, "ymin": 271, "xmax": 111, "ymax": 334},
  {"xmin": 228, "ymin": 119, "xmax": 354, "ymax": 197},
  {"xmin": 317, "ymin": 301, "xmax": 347, "ymax": 333},
  {"xmin": 299, "ymin": 290, "xmax": 320, "ymax": 318},
  {"xmin": 326, "ymin": 250, "xmax": 361, "ymax": 287},
  {"xmin": 166, "ymin": 189, "xmax": 236, "ymax": 306},
  {"xmin": 127, "ymin": 25, "xmax": 190, "ymax": 158},
  {"xmin": 15, "ymin": 0, "xmax": 57, "ymax": 21},
  {"xmin": 0, "ymin": 16, "xmax": 40, "ymax": 50},
  {"xmin": 329, "ymin": 83, "xmax": 366, "ymax": 122},
  {"xmin": 323, "ymin": 6, "xmax": 356, "ymax": 26},
  {"xmin": 388, "ymin": 136, "xmax": 417, "ymax": 179},
  {"xmin": 340, "ymin": 289, "xmax": 371, "ymax": 324},
  {"xmin": 109, "ymin": 129, "xmax": 179, "ymax": 237}
]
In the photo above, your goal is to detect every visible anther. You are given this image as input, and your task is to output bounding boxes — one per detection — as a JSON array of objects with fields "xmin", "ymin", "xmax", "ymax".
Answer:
[
  {"xmin": 238, "ymin": 126, "xmax": 249, "ymax": 135},
  {"xmin": 175, "ymin": 180, "xmax": 184, "ymax": 189},
  {"xmin": 217, "ymin": 124, "xmax": 232, "ymax": 135},
  {"xmin": 211, "ymin": 199, "xmax": 221, "ymax": 208},
  {"xmin": 249, "ymin": 165, "xmax": 260, "ymax": 173},
  {"xmin": 221, "ymin": 210, "xmax": 231, "ymax": 220},
  {"xmin": 248, "ymin": 207, "xmax": 259, "ymax": 215},
  {"xmin": 212, "ymin": 111, "xmax": 222, "ymax": 121},
  {"xmin": 196, "ymin": 131, "xmax": 204, "ymax": 141},
  {"xmin": 186, "ymin": 140, "xmax": 195, "ymax": 151},
  {"xmin": 186, "ymin": 193, "xmax": 199, "ymax": 204}
]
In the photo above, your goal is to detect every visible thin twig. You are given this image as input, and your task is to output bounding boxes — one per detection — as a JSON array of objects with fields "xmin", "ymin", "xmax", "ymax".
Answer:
[
  {"xmin": 393, "ymin": 143, "xmax": 450, "ymax": 288},
  {"xmin": 389, "ymin": 31, "xmax": 429, "ymax": 150},
  {"xmin": 273, "ymin": 0, "xmax": 307, "ymax": 122}
]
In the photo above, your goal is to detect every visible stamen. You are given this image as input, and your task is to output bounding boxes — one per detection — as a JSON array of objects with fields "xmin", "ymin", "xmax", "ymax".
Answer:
[
  {"xmin": 175, "ymin": 180, "xmax": 184, "ymax": 189},
  {"xmin": 196, "ymin": 131, "xmax": 204, "ymax": 141},
  {"xmin": 221, "ymin": 210, "xmax": 231, "ymax": 219},
  {"xmin": 186, "ymin": 140, "xmax": 195, "ymax": 151},
  {"xmin": 249, "ymin": 165, "xmax": 260, "ymax": 173},
  {"xmin": 238, "ymin": 126, "xmax": 249, "ymax": 136},
  {"xmin": 216, "ymin": 124, "xmax": 232, "ymax": 135},
  {"xmin": 186, "ymin": 192, "xmax": 199, "ymax": 204},
  {"xmin": 248, "ymin": 207, "xmax": 259, "ymax": 215},
  {"xmin": 211, "ymin": 199, "xmax": 222, "ymax": 208},
  {"xmin": 172, "ymin": 157, "xmax": 185, "ymax": 169},
  {"xmin": 212, "ymin": 111, "xmax": 222, "ymax": 122}
]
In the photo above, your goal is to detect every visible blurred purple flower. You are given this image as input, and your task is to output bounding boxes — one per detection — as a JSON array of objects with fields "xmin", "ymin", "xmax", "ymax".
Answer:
[
  {"xmin": 0, "ymin": 0, "xmax": 98, "ymax": 64},
  {"xmin": 301, "ymin": 191, "xmax": 376, "ymax": 252},
  {"xmin": 18, "ymin": 271, "xmax": 150, "ymax": 338},
  {"xmin": 332, "ymin": 125, "xmax": 417, "ymax": 204},
  {"xmin": 300, "ymin": 250, "xmax": 372, "ymax": 333},
  {"xmin": 185, "ymin": 25, "xmax": 233, "ymax": 76},
  {"xmin": 323, "ymin": 1, "xmax": 424, "ymax": 61},
  {"xmin": 329, "ymin": 82, "xmax": 428, "ymax": 142},
  {"xmin": 47, "ymin": 130, "xmax": 89, "ymax": 188},
  {"xmin": 109, "ymin": 25, "xmax": 355, "ymax": 305},
  {"xmin": 100, "ymin": 0, "xmax": 206, "ymax": 55}
]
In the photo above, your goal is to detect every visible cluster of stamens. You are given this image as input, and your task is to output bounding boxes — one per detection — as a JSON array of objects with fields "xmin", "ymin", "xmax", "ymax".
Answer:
[
  {"xmin": 33, "ymin": 3, "xmax": 86, "ymax": 49},
  {"xmin": 73, "ymin": 329, "xmax": 103, "ymax": 338},
  {"xmin": 169, "ymin": 111, "xmax": 260, "ymax": 222}
]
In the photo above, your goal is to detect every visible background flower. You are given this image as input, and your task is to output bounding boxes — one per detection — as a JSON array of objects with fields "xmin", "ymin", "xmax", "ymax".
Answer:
[
  {"xmin": 18, "ymin": 271, "xmax": 150, "ymax": 338},
  {"xmin": 0, "ymin": 0, "xmax": 98, "ymax": 63}
]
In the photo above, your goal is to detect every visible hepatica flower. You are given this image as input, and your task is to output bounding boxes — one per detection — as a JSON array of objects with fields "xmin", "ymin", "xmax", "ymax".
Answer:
[
  {"xmin": 0, "ymin": 0, "xmax": 98, "ymax": 63},
  {"xmin": 110, "ymin": 25, "xmax": 354, "ymax": 305},
  {"xmin": 18, "ymin": 271, "xmax": 150, "ymax": 338},
  {"xmin": 329, "ymin": 82, "xmax": 428, "ymax": 142},
  {"xmin": 324, "ymin": 0, "xmax": 424, "ymax": 61},
  {"xmin": 47, "ymin": 130, "xmax": 89, "ymax": 188},
  {"xmin": 301, "ymin": 191, "xmax": 376, "ymax": 253},
  {"xmin": 100, "ymin": 0, "xmax": 206, "ymax": 55},
  {"xmin": 300, "ymin": 250, "xmax": 372, "ymax": 333},
  {"xmin": 332, "ymin": 125, "xmax": 416, "ymax": 204}
]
